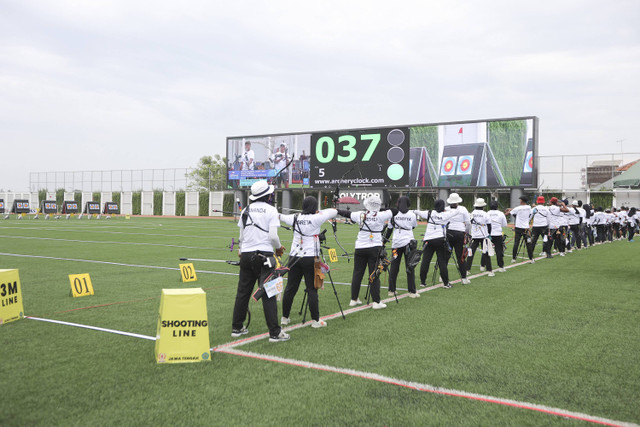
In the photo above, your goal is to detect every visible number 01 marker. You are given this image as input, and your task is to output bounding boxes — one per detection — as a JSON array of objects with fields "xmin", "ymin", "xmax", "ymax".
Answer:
[{"xmin": 68, "ymin": 273, "xmax": 95, "ymax": 297}]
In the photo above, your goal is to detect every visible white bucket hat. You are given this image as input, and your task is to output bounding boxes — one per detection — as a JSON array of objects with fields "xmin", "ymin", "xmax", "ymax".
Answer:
[
  {"xmin": 363, "ymin": 194, "xmax": 382, "ymax": 212},
  {"xmin": 249, "ymin": 180, "xmax": 275, "ymax": 201},
  {"xmin": 473, "ymin": 198, "xmax": 487, "ymax": 207},
  {"xmin": 446, "ymin": 193, "xmax": 463, "ymax": 204}
]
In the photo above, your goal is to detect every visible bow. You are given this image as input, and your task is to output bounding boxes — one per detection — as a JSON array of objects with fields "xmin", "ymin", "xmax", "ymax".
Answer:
[{"xmin": 330, "ymin": 162, "xmax": 359, "ymax": 263}]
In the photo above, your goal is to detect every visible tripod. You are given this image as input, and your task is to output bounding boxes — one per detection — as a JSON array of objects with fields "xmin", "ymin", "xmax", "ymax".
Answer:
[
  {"xmin": 365, "ymin": 227, "xmax": 397, "ymax": 304},
  {"xmin": 514, "ymin": 229, "xmax": 531, "ymax": 261}
]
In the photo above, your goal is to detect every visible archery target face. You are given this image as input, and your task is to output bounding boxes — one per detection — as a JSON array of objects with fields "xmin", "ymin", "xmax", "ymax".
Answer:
[
  {"xmin": 523, "ymin": 151, "xmax": 533, "ymax": 173},
  {"xmin": 441, "ymin": 157, "xmax": 457, "ymax": 176},
  {"xmin": 456, "ymin": 155, "xmax": 473, "ymax": 175}
]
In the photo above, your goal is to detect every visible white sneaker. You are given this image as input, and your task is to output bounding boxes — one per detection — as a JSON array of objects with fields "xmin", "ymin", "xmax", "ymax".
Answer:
[
  {"xmin": 372, "ymin": 302, "xmax": 387, "ymax": 309},
  {"xmin": 349, "ymin": 299, "xmax": 362, "ymax": 307},
  {"xmin": 488, "ymin": 272, "xmax": 495, "ymax": 277},
  {"xmin": 269, "ymin": 330, "xmax": 290, "ymax": 342},
  {"xmin": 529, "ymin": 259, "xmax": 535, "ymax": 264},
  {"xmin": 511, "ymin": 259, "xmax": 517, "ymax": 264},
  {"xmin": 231, "ymin": 326, "xmax": 249, "ymax": 337},
  {"xmin": 408, "ymin": 292, "xmax": 420, "ymax": 298},
  {"xmin": 388, "ymin": 291, "xmax": 396, "ymax": 297},
  {"xmin": 498, "ymin": 267, "xmax": 506, "ymax": 273},
  {"xmin": 461, "ymin": 278, "xmax": 471, "ymax": 285},
  {"xmin": 280, "ymin": 317, "xmax": 290, "ymax": 325},
  {"xmin": 480, "ymin": 266, "xmax": 486, "ymax": 272},
  {"xmin": 559, "ymin": 252, "xmax": 565, "ymax": 257},
  {"xmin": 311, "ymin": 320, "xmax": 327, "ymax": 328}
]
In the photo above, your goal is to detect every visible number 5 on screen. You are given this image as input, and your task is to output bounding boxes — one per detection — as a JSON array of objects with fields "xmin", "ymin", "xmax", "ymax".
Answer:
[
  {"xmin": 68, "ymin": 273, "xmax": 95, "ymax": 297},
  {"xmin": 179, "ymin": 263, "xmax": 198, "ymax": 282}
]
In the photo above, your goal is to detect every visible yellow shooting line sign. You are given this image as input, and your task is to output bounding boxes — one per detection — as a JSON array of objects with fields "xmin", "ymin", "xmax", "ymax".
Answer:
[
  {"xmin": 155, "ymin": 288, "xmax": 211, "ymax": 364},
  {"xmin": 0, "ymin": 269, "xmax": 25, "ymax": 325}
]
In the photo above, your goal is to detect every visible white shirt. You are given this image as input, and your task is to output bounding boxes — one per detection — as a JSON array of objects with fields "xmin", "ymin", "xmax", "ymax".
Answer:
[
  {"xmin": 272, "ymin": 150, "xmax": 290, "ymax": 173},
  {"xmin": 238, "ymin": 202, "xmax": 281, "ymax": 253},
  {"xmin": 469, "ymin": 209, "xmax": 490, "ymax": 239},
  {"xmin": 567, "ymin": 207, "xmax": 581, "ymax": 226},
  {"xmin": 510, "ymin": 204, "xmax": 532, "ymax": 229},
  {"xmin": 548, "ymin": 205, "xmax": 563, "ymax": 229},
  {"xmin": 349, "ymin": 210, "xmax": 394, "ymax": 249},
  {"xmin": 592, "ymin": 211, "xmax": 607, "ymax": 225},
  {"xmin": 487, "ymin": 210, "xmax": 508, "ymax": 237},
  {"xmin": 446, "ymin": 205, "xmax": 471, "ymax": 233},
  {"xmin": 280, "ymin": 209, "xmax": 337, "ymax": 257},
  {"xmin": 531, "ymin": 205, "xmax": 550, "ymax": 227},
  {"xmin": 390, "ymin": 210, "xmax": 418, "ymax": 249},
  {"xmin": 415, "ymin": 209, "xmax": 461, "ymax": 240},
  {"xmin": 242, "ymin": 149, "xmax": 255, "ymax": 170}
]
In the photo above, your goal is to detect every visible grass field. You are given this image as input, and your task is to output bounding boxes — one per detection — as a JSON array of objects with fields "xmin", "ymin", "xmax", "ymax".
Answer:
[{"xmin": 0, "ymin": 216, "xmax": 638, "ymax": 426}]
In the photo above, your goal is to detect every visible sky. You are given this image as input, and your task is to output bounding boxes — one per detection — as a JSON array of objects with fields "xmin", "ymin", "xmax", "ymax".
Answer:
[{"xmin": 1, "ymin": 0, "xmax": 639, "ymax": 192}]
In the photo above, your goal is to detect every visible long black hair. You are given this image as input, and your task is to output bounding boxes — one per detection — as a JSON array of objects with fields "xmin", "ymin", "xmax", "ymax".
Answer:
[
  {"xmin": 301, "ymin": 196, "xmax": 318, "ymax": 214},
  {"xmin": 397, "ymin": 196, "xmax": 411, "ymax": 214},
  {"xmin": 434, "ymin": 199, "xmax": 445, "ymax": 213}
]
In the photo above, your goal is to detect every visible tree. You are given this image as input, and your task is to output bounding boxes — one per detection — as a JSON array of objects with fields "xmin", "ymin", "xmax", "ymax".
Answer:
[{"xmin": 187, "ymin": 154, "xmax": 227, "ymax": 191}]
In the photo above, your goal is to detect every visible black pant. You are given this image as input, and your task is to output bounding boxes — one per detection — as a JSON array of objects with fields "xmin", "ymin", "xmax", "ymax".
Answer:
[
  {"xmin": 232, "ymin": 251, "xmax": 281, "ymax": 337},
  {"xmin": 513, "ymin": 227, "xmax": 533, "ymax": 260},
  {"xmin": 569, "ymin": 224, "xmax": 581, "ymax": 249},
  {"xmin": 446, "ymin": 229, "xmax": 467, "ymax": 279},
  {"xmin": 486, "ymin": 235, "xmax": 505, "ymax": 268},
  {"xmin": 388, "ymin": 245, "xmax": 417, "ymax": 293},
  {"xmin": 351, "ymin": 247, "xmax": 382, "ymax": 303},
  {"xmin": 465, "ymin": 238, "xmax": 492, "ymax": 272},
  {"xmin": 531, "ymin": 226, "xmax": 550, "ymax": 256},
  {"xmin": 282, "ymin": 256, "xmax": 320, "ymax": 321},
  {"xmin": 420, "ymin": 238, "xmax": 450, "ymax": 285},
  {"xmin": 550, "ymin": 227, "xmax": 566, "ymax": 253},
  {"xmin": 596, "ymin": 225, "xmax": 606, "ymax": 243},
  {"xmin": 586, "ymin": 225, "xmax": 595, "ymax": 246},
  {"xmin": 579, "ymin": 224, "xmax": 589, "ymax": 248}
]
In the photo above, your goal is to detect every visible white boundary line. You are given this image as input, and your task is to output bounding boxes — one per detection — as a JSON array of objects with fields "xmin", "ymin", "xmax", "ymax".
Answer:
[
  {"xmin": 25, "ymin": 316, "xmax": 156, "ymax": 341},
  {"xmin": 214, "ymin": 347, "xmax": 637, "ymax": 427}
]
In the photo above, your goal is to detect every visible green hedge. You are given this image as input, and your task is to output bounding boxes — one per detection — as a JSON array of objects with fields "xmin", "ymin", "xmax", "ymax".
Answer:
[
  {"xmin": 112, "ymin": 192, "xmax": 121, "ymax": 206},
  {"xmin": 153, "ymin": 191, "xmax": 163, "ymax": 216},
  {"xmin": 74, "ymin": 191, "xmax": 82, "ymax": 205},
  {"xmin": 223, "ymin": 193, "xmax": 234, "ymax": 213},
  {"xmin": 132, "ymin": 192, "xmax": 141, "ymax": 215},
  {"xmin": 199, "ymin": 191, "xmax": 209, "ymax": 216},
  {"xmin": 176, "ymin": 192, "xmax": 185, "ymax": 216},
  {"xmin": 589, "ymin": 192, "xmax": 614, "ymax": 210},
  {"xmin": 56, "ymin": 189, "xmax": 65, "ymax": 206},
  {"xmin": 92, "ymin": 192, "xmax": 101, "ymax": 203}
]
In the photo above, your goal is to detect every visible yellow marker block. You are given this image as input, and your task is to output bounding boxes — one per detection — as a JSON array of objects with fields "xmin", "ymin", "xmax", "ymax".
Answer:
[
  {"xmin": 179, "ymin": 263, "xmax": 197, "ymax": 282},
  {"xmin": 328, "ymin": 248, "xmax": 338, "ymax": 263},
  {"xmin": 68, "ymin": 273, "xmax": 95, "ymax": 297},
  {"xmin": 0, "ymin": 269, "xmax": 25, "ymax": 325},
  {"xmin": 155, "ymin": 288, "xmax": 211, "ymax": 364},
  {"xmin": 125, "ymin": 215, "xmax": 131, "ymax": 220}
]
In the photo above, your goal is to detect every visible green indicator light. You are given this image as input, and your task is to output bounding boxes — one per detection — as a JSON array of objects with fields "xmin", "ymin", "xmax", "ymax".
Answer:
[{"xmin": 387, "ymin": 164, "xmax": 404, "ymax": 181}]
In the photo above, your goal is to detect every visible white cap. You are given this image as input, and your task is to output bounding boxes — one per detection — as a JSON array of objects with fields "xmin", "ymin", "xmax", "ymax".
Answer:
[
  {"xmin": 363, "ymin": 194, "xmax": 382, "ymax": 212},
  {"xmin": 473, "ymin": 198, "xmax": 487, "ymax": 207},
  {"xmin": 447, "ymin": 193, "xmax": 463, "ymax": 204},
  {"xmin": 249, "ymin": 180, "xmax": 275, "ymax": 201},
  {"xmin": 571, "ymin": 200, "xmax": 579, "ymax": 206}
]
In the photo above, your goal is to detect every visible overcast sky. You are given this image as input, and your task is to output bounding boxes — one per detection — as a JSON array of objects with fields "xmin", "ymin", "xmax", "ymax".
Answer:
[{"xmin": 1, "ymin": 0, "xmax": 639, "ymax": 191}]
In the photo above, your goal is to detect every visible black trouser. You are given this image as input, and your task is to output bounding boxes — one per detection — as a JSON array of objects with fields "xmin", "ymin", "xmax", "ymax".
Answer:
[
  {"xmin": 351, "ymin": 247, "xmax": 382, "ymax": 303},
  {"xmin": 569, "ymin": 224, "xmax": 581, "ymax": 249},
  {"xmin": 466, "ymin": 238, "xmax": 492, "ymax": 272},
  {"xmin": 232, "ymin": 251, "xmax": 281, "ymax": 337},
  {"xmin": 550, "ymin": 227, "xmax": 566, "ymax": 253},
  {"xmin": 531, "ymin": 226, "xmax": 550, "ymax": 256},
  {"xmin": 586, "ymin": 225, "xmax": 595, "ymax": 246},
  {"xmin": 446, "ymin": 229, "xmax": 467, "ymax": 279},
  {"xmin": 388, "ymin": 245, "xmax": 416, "ymax": 293},
  {"xmin": 282, "ymin": 256, "xmax": 319, "ymax": 321},
  {"xmin": 419, "ymin": 238, "xmax": 449, "ymax": 285},
  {"xmin": 579, "ymin": 224, "xmax": 589, "ymax": 248},
  {"xmin": 628, "ymin": 225, "xmax": 637, "ymax": 241},
  {"xmin": 596, "ymin": 225, "xmax": 606, "ymax": 243},
  {"xmin": 513, "ymin": 227, "xmax": 533, "ymax": 260},
  {"xmin": 486, "ymin": 235, "xmax": 504, "ymax": 268}
]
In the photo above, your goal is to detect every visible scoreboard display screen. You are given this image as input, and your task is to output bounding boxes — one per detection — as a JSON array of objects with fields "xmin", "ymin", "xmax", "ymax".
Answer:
[
  {"xmin": 226, "ymin": 116, "xmax": 537, "ymax": 189},
  {"xmin": 310, "ymin": 127, "xmax": 410, "ymax": 188}
]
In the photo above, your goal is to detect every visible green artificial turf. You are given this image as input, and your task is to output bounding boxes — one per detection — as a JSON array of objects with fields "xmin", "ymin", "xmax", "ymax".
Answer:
[{"xmin": 0, "ymin": 216, "xmax": 638, "ymax": 426}]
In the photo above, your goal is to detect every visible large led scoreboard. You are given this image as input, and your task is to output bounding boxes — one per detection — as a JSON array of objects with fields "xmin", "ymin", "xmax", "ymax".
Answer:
[{"xmin": 226, "ymin": 116, "xmax": 538, "ymax": 189}]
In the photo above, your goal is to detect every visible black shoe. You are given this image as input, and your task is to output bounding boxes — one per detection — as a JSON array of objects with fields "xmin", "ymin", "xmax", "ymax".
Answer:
[
  {"xmin": 443, "ymin": 283, "xmax": 452, "ymax": 289},
  {"xmin": 231, "ymin": 327, "xmax": 249, "ymax": 337}
]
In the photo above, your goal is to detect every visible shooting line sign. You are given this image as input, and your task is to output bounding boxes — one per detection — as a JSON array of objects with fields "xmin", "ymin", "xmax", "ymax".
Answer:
[
  {"xmin": 0, "ymin": 269, "xmax": 25, "ymax": 325},
  {"xmin": 155, "ymin": 288, "xmax": 211, "ymax": 364}
]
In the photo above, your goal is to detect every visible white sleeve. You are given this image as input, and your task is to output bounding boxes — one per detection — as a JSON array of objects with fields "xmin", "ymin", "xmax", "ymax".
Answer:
[
  {"xmin": 269, "ymin": 225, "xmax": 281, "ymax": 250},
  {"xmin": 279, "ymin": 214, "xmax": 295, "ymax": 226}
]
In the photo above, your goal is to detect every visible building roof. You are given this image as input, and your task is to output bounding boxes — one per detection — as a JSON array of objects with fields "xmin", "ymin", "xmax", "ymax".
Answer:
[
  {"xmin": 613, "ymin": 160, "xmax": 640, "ymax": 188},
  {"xmin": 589, "ymin": 160, "xmax": 621, "ymax": 168},
  {"xmin": 617, "ymin": 159, "xmax": 639, "ymax": 172}
]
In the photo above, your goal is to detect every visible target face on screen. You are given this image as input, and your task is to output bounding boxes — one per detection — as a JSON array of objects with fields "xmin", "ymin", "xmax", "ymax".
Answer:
[
  {"xmin": 523, "ymin": 151, "xmax": 533, "ymax": 173},
  {"xmin": 456, "ymin": 155, "xmax": 474, "ymax": 175},
  {"xmin": 441, "ymin": 157, "xmax": 457, "ymax": 176}
]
